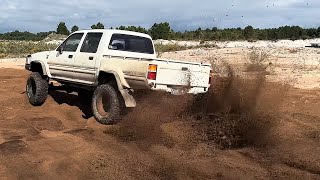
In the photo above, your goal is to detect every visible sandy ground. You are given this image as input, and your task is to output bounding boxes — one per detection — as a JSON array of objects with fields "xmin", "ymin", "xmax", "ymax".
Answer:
[
  {"xmin": 0, "ymin": 46, "xmax": 319, "ymax": 179},
  {"xmin": 0, "ymin": 58, "xmax": 25, "ymax": 69}
]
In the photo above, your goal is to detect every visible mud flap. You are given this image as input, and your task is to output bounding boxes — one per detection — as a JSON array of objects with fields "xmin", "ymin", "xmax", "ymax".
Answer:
[{"xmin": 119, "ymin": 89, "xmax": 136, "ymax": 107}]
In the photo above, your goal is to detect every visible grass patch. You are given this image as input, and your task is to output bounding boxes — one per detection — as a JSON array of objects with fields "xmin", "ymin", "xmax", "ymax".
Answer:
[{"xmin": 0, "ymin": 40, "xmax": 57, "ymax": 58}]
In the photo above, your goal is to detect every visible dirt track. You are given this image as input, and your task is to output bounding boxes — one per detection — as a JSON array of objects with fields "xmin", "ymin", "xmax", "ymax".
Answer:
[{"xmin": 0, "ymin": 68, "xmax": 319, "ymax": 179}]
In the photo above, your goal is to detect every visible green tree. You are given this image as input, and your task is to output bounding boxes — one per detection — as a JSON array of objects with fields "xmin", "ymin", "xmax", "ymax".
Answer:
[
  {"xmin": 71, "ymin": 25, "xmax": 79, "ymax": 33},
  {"xmin": 117, "ymin": 25, "xmax": 126, "ymax": 30},
  {"xmin": 244, "ymin": 25, "xmax": 254, "ymax": 40},
  {"xmin": 292, "ymin": 26, "xmax": 304, "ymax": 39},
  {"xmin": 149, "ymin": 22, "xmax": 172, "ymax": 40},
  {"xmin": 56, "ymin": 22, "xmax": 70, "ymax": 35},
  {"xmin": 257, "ymin": 30, "xmax": 267, "ymax": 40},
  {"xmin": 305, "ymin": 28, "xmax": 317, "ymax": 38},
  {"xmin": 91, "ymin": 22, "xmax": 105, "ymax": 29},
  {"xmin": 118, "ymin": 25, "xmax": 148, "ymax": 34},
  {"xmin": 267, "ymin": 28, "xmax": 278, "ymax": 40},
  {"xmin": 195, "ymin": 27, "xmax": 203, "ymax": 40},
  {"xmin": 212, "ymin": 27, "xmax": 218, "ymax": 32}
]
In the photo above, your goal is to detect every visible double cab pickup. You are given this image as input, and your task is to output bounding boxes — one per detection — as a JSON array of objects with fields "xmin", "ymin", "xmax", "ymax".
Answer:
[{"xmin": 25, "ymin": 29, "xmax": 211, "ymax": 124}]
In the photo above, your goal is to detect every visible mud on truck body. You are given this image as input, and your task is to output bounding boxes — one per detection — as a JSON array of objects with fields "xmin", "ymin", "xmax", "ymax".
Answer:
[{"xmin": 25, "ymin": 29, "xmax": 212, "ymax": 124}]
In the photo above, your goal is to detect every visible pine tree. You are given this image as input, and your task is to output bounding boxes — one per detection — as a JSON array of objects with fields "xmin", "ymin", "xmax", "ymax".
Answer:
[
  {"xmin": 91, "ymin": 22, "xmax": 105, "ymax": 29},
  {"xmin": 244, "ymin": 26, "xmax": 254, "ymax": 40},
  {"xmin": 149, "ymin": 22, "xmax": 172, "ymax": 40},
  {"xmin": 71, "ymin": 25, "xmax": 79, "ymax": 33},
  {"xmin": 56, "ymin": 22, "xmax": 70, "ymax": 35}
]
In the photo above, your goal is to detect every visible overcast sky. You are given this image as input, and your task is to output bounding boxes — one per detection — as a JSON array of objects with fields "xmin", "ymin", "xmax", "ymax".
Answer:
[{"xmin": 0, "ymin": 0, "xmax": 319, "ymax": 33}]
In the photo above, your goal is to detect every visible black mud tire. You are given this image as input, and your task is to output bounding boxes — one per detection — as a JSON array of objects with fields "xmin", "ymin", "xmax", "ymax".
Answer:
[
  {"xmin": 92, "ymin": 84, "xmax": 121, "ymax": 125},
  {"xmin": 26, "ymin": 72, "xmax": 48, "ymax": 106}
]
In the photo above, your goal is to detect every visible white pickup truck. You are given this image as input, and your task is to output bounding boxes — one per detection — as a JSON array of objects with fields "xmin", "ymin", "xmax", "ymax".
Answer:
[{"xmin": 25, "ymin": 29, "xmax": 211, "ymax": 124}]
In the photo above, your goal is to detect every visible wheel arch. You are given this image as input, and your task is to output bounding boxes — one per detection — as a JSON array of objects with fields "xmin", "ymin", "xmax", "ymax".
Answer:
[
  {"xmin": 97, "ymin": 70, "xmax": 129, "ymax": 90},
  {"xmin": 30, "ymin": 61, "xmax": 48, "ymax": 76},
  {"xmin": 97, "ymin": 70, "xmax": 136, "ymax": 108}
]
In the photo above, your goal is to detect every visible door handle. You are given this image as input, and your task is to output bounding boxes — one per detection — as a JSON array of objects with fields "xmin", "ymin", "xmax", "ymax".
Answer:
[
  {"xmin": 89, "ymin": 56, "xmax": 94, "ymax": 60},
  {"xmin": 68, "ymin": 55, "xmax": 73, "ymax": 58}
]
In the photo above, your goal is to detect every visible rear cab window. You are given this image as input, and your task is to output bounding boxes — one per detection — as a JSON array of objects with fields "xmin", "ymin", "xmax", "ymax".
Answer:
[{"xmin": 108, "ymin": 34, "xmax": 154, "ymax": 54}]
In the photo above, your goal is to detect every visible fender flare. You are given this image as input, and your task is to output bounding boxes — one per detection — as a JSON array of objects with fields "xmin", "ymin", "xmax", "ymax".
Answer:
[
  {"xmin": 30, "ymin": 61, "xmax": 49, "ymax": 76},
  {"xmin": 98, "ymin": 70, "xmax": 136, "ymax": 108},
  {"xmin": 98, "ymin": 70, "xmax": 129, "ymax": 90}
]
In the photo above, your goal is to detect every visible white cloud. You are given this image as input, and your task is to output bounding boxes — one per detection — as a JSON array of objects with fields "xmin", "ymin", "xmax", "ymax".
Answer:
[{"xmin": 0, "ymin": 0, "xmax": 319, "ymax": 32}]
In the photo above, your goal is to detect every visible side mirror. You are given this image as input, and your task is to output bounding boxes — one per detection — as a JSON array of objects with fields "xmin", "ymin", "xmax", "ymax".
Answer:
[{"xmin": 58, "ymin": 46, "xmax": 64, "ymax": 54}]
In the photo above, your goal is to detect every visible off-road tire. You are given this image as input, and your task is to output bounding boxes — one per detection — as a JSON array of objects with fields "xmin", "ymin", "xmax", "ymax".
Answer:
[
  {"xmin": 26, "ymin": 72, "xmax": 48, "ymax": 106},
  {"xmin": 92, "ymin": 84, "xmax": 121, "ymax": 125}
]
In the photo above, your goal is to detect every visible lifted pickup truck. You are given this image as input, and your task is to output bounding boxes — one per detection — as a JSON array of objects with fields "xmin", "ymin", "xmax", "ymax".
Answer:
[{"xmin": 25, "ymin": 29, "xmax": 211, "ymax": 124}]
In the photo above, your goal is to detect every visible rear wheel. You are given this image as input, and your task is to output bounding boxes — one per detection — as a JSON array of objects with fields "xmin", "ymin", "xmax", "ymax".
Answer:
[
  {"xmin": 26, "ymin": 72, "xmax": 48, "ymax": 106},
  {"xmin": 91, "ymin": 84, "xmax": 121, "ymax": 125}
]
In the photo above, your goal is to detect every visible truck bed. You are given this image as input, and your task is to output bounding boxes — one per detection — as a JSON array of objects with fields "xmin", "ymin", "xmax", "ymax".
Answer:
[{"xmin": 149, "ymin": 57, "xmax": 211, "ymax": 95}]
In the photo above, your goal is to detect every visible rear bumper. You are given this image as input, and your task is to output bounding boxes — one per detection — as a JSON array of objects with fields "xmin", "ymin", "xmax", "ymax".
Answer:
[{"xmin": 151, "ymin": 84, "xmax": 209, "ymax": 95}]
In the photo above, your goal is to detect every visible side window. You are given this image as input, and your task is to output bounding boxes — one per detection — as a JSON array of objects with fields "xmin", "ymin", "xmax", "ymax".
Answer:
[
  {"xmin": 80, "ymin": 33, "xmax": 103, "ymax": 53},
  {"xmin": 58, "ymin": 33, "xmax": 84, "ymax": 52},
  {"xmin": 108, "ymin": 34, "xmax": 154, "ymax": 54}
]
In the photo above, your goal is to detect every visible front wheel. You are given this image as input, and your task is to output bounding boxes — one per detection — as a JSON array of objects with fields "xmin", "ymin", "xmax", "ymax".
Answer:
[
  {"xmin": 91, "ymin": 84, "xmax": 121, "ymax": 125},
  {"xmin": 26, "ymin": 72, "xmax": 48, "ymax": 106}
]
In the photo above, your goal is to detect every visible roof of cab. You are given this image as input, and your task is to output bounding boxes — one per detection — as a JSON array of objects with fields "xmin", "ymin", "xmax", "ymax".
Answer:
[{"xmin": 74, "ymin": 29, "xmax": 152, "ymax": 39}]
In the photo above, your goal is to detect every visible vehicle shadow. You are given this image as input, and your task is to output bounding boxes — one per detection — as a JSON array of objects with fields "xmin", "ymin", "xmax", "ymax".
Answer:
[{"xmin": 49, "ymin": 90, "xmax": 93, "ymax": 119}]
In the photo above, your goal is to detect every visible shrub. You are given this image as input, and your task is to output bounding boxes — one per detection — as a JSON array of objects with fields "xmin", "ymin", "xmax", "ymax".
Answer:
[
  {"xmin": 0, "ymin": 41, "xmax": 57, "ymax": 58},
  {"xmin": 245, "ymin": 50, "xmax": 271, "ymax": 72}
]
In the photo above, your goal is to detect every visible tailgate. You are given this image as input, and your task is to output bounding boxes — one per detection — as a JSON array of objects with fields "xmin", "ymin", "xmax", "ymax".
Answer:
[{"xmin": 154, "ymin": 60, "xmax": 211, "ymax": 87}]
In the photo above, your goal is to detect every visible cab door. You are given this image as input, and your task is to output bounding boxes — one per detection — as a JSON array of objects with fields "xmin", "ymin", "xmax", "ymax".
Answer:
[
  {"xmin": 72, "ymin": 32, "xmax": 103, "ymax": 83},
  {"xmin": 47, "ymin": 33, "xmax": 84, "ymax": 80}
]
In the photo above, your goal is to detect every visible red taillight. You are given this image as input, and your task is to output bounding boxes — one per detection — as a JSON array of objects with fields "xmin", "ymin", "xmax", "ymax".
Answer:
[
  {"xmin": 147, "ymin": 64, "xmax": 157, "ymax": 80},
  {"xmin": 209, "ymin": 70, "xmax": 213, "ymax": 84},
  {"xmin": 147, "ymin": 72, "xmax": 157, "ymax": 80}
]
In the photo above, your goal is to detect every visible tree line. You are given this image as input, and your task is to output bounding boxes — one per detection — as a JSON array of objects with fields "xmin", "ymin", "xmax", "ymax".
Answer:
[{"xmin": 1, "ymin": 21, "xmax": 320, "ymax": 41}]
